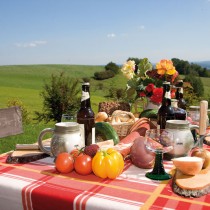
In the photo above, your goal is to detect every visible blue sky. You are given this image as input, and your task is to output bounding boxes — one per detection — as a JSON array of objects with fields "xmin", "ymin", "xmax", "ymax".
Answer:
[{"xmin": 0, "ymin": 0, "xmax": 210, "ymax": 66}]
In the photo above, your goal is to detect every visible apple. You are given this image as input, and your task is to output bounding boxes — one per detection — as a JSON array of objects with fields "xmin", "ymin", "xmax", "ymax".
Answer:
[{"xmin": 191, "ymin": 148, "xmax": 210, "ymax": 171}]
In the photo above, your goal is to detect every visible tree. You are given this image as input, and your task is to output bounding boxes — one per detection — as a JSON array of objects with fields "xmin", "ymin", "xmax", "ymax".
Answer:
[
  {"xmin": 127, "ymin": 57, "xmax": 142, "ymax": 65},
  {"xmin": 172, "ymin": 58, "xmax": 210, "ymax": 77},
  {"xmin": 34, "ymin": 72, "xmax": 81, "ymax": 122},
  {"xmin": 171, "ymin": 58, "xmax": 190, "ymax": 75},
  {"xmin": 105, "ymin": 62, "xmax": 120, "ymax": 74}
]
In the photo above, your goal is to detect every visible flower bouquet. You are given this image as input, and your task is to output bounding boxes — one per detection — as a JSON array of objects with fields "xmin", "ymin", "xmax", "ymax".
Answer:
[{"xmin": 121, "ymin": 58, "xmax": 179, "ymax": 112}]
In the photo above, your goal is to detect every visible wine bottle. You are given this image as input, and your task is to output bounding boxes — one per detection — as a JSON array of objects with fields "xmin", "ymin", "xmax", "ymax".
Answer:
[
  {"xmin": 175, "ymin": 80, "xmax": 187, "ymax": 110},
  {"xmin": 77, "ymin": 82, "xmax": 95, "ymax": 146},
  {"xmin": 157, "ymin": 81, "xmax": 175, "ymax": 129},
  {"xmin": 171, "ymin": 99, "xmax": 186, "ymax": 120}
]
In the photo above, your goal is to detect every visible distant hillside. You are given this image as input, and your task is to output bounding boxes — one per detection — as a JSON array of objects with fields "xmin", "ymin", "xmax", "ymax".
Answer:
[{"xmin": 193, "ymin": 61, "xmax": 210, "ymax": 69}]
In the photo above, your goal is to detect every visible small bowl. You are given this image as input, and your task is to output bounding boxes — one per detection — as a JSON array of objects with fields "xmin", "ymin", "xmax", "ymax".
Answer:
[{"xmin": 172, "ymin": 156, "xmax": 203, "ymax": 176}]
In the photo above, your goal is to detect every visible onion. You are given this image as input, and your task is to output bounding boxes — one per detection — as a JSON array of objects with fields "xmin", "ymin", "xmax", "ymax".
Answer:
[
  {"xmin": 130, "ymin": 136, "xmax": 155, "ymax": 169},
  {"xmin": 95, "ymin": 112, "xmax": 108, "ymax": 122}
]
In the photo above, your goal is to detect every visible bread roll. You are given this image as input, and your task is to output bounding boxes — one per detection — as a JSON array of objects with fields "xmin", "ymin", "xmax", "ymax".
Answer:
[{"xmin": 112, "ymin": 110, "xmax": 134, "ymax": 122}]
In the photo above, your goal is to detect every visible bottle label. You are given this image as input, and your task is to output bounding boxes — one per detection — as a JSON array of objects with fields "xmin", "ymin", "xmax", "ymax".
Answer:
[
  {"xmin": 92, "ymin": 127, "xmax": 95, "ymax": 144},
  {"xmin": 81, "ymin": 91, "xmax": 90, "ymax": 102},
  {"xmin": 78, "ymin": 124, "xmax": 95, "ymax": 145},
  {"xmin": 164, "ymin": 91, "xmax": 171, "ymax": 99},
  {"xmin": 180, "ymin": 88, "xmax": 183, "ymax": 94}
]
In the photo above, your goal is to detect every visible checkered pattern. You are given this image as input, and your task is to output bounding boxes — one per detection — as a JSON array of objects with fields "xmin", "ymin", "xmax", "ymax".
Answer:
[{"xmin": 0, "ymin": 146, "xmax": 209, "ymax": 210}]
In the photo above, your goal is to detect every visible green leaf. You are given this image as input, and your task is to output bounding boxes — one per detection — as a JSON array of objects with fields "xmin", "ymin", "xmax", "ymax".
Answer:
[
  {"xmin": 137, "ymin": 58, "xmax": 152, "ymax": 77},
  {"xmin": 126, "ymin": 87, "xmax": 136, "ymax": 98}
]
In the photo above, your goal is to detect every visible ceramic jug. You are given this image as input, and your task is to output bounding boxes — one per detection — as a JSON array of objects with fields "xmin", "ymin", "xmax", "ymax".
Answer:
[
  {"xmin": 38, "ymin": 122, "xmax": 84, "ymax": 157},
  {"xmin": 164, "ymin": 120, "xmax": 198, "ymax": 160}
]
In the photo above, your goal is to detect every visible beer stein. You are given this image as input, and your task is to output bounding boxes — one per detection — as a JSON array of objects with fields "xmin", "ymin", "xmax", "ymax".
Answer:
[
  {"xmin": 38, "ymin": 122, "xmax": 84, "ymax": 157},
  {"xmin": 165, "ymin": 120, "xmax": 199, "ymax": 159}
]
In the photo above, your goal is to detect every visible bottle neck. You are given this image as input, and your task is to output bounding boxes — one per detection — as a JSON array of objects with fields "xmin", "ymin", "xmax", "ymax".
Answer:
[
  {"xmin": 176, "ymin": 87, "xmax": 183, "ymax": 99},
  {"xmin": 162, "ymin": 83, "xmax": 172, "ymax": 106},
  {"xmin": 80, "ymin": 83, "xmax": 91, "ymax": 108}
]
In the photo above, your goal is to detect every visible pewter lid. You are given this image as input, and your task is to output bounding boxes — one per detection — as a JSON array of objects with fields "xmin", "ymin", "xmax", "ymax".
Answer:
[
  {"xmin": 166, "ymin": 120, "xmax": 189, "ymax": 129},
  {"xmin": 55, "ymin": 122, "xmax": 80, "ymax": 133}
]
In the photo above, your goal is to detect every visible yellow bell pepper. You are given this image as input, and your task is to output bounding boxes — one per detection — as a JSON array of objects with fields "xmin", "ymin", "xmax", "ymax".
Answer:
[{"xmin": 92, "ymin": 148, "xmax": 124, "ymax": 179}]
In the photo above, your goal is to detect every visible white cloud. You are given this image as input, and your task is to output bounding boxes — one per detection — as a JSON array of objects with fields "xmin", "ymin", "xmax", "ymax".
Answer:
[
  {"xmin": 15, "ymin": 40, "xmax": 47, "ymax": 48},
  {"xmin": 107, "ymin": 33, "xmax": 116, "ymax": 38}
]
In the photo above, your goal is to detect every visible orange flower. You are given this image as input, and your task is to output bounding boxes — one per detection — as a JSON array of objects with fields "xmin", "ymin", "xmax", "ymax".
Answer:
[{"xmin": 156, "ymin": 59, "xmax": 176, "ymax": 75}]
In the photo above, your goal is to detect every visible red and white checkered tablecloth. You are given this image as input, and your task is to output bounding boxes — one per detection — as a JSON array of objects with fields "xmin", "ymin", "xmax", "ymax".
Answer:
[{"xmin": 0, "ymin": 148, "xmax": 209, "ymax": 210}]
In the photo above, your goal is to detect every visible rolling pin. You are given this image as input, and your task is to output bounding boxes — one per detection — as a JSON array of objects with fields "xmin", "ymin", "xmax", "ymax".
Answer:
[{"xmin": 199, "ymin": 100, "xmax": 208, "ymax": 147}]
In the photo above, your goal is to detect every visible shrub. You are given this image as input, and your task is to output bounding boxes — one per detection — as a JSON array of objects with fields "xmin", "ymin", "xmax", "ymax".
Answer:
[
  {"xmin": 7, "ymin": 98, "xmax": 31, "ymax": 123},
  {"xmin": 108, "ymin": 87, "xmax": 127, "ymax": 101},
  {"xmin": 184, "ymin": 75, "xmax": 204, "ymax": 97},
  {"xmin": 105, "ymin": 62, "xmax": 120, "ymax": 74},
  {"xmin": 34, "ymin": 72, "xmax": 81, "ymax": 123},
  {"xmin": 96, "ymin": 82, "xmax": 104, "ymax": 90},
  {"xmin": 82, "ymin": 77, "xmax": 90, "ymax": 82},
  {"xmin": 182, "ymin": 83, "xmax": 200, "ymax": 108},
  {"xmin": 94, "ymin": 70, "xmax": 115, "ymax": 80}
]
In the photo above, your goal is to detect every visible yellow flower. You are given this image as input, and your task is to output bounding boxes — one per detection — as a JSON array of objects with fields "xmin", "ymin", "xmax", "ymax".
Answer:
[
  {"xmin": 121, "ymin": 60, "xmax": 135, "ymax": 79},
  {"xmin": 156, "ymin": 59, "xmax": 176, "ymax": 75}
]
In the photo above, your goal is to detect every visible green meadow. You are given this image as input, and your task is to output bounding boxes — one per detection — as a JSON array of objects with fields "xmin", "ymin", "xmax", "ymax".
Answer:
[
  {"xmin": 0, "ymin": 64, "xmax": 128, "ymax": 153},
  {"xmin": 0, "ymin": 65, "xmax": 107, "ymax": 115},
  {"xmin": 0, "ymin": 64, "xmax": 210, "ymax": 153}
]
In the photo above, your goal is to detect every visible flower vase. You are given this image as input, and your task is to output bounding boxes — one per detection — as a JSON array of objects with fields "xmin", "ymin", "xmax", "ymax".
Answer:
[{"xmin": 144, "ymin": 97, "xmax": 160, "ymax": 110}]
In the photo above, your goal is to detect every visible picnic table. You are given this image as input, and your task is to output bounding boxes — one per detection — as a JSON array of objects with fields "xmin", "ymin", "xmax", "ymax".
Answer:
[{"xmin": 0, "ymin": 147, "xmax": 209, "ymax": 210}]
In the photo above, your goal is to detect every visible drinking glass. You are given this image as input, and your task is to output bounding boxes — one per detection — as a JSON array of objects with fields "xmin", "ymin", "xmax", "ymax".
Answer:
[
  {"xmin": 61, "ymin": 114, "xmax": 76, "ymax": 123},
  {"xmin": 145, "ymin": 129, "xmax": 174, "ymax": 180}
]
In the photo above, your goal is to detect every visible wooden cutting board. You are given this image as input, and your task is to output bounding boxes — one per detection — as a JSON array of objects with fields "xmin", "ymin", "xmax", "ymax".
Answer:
[
  {"xmin": 172, "ymin": 169, "xmax": 210, "ymax": 197},
  {"xmin": 6, "ymin": 139, "xmax": 51, "ymax": 164},
  {"xmin": 6, "ymin": 149, "xmax": 50, "ymax": 164}
]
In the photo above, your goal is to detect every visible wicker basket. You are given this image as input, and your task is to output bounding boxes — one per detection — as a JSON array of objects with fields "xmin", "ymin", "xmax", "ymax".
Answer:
[{"xmin": 109, "ymin": 111, "xmax": 136, "ymax": 138}]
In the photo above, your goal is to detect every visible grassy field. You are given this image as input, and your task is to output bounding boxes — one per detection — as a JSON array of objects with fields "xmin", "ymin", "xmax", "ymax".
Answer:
[
  {"xmin": 0, "ymin": 64, "xmax": 128, "ymax": 153},
  {"xmin": 0, "ymin": 64, "xmax": 128, "ymax": 116},
  {"xmin": 0, "ymin": 64, "xmax": 210, "ymax": 153}
]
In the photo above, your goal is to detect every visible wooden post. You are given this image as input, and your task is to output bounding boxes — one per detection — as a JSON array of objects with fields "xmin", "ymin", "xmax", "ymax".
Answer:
[{"xmin": 0, "ymin": 106, "xmax": 23, "ymax": 138}]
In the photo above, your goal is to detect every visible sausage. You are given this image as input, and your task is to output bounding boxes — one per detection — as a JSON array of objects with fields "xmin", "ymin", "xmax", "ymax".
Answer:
[{"xmin": 114, "ymin": 122, "xmax": 151, "ymax": 158}]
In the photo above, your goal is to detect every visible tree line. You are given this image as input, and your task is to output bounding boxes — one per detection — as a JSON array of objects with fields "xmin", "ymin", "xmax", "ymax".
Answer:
[
  {"xmin": 171, "ymin": 58, "xmax": 210, "ymax": 77},
  {"xmin": 93, "ymin": 58, "xmax": 210, "ymax": 81}
]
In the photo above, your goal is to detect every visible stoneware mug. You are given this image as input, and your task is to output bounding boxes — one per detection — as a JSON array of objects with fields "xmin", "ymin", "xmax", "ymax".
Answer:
[{"xmin": 38, "ymin": 122, "xmax": 84, "ymax": 157}]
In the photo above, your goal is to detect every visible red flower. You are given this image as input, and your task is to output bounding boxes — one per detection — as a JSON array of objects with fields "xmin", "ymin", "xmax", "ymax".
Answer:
[
  {"xmin": 145, "ymin": 83, "xmax": 155, "ymax": 93},
  {"xmin": 150, "ymin": 87, "xmax": 163, "ymax": 104},
  {"xmin": 139, "ymin": 91, "xmax": 146, "ymax": 97}
]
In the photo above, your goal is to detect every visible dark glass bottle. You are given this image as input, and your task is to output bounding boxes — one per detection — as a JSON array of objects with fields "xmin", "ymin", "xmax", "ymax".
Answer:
[
  {"xmin": 175, "ymin": 80, "xmax": 187, "ymax": 110},
  {"xmin": 171, "ymin": 99, "xmax": 186, "ymax": 120},
  {"xmin": 157, "ymin": 82, "xmax": 175, "ymax": 129},
  {"xmin": 77, "ymin": 82, "xmax": 95, "ymax": 146}
]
